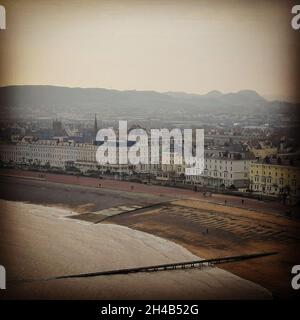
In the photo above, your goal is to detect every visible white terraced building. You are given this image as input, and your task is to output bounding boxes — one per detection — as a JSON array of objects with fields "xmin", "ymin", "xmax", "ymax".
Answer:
[
  {"xmin": 0, "ymin": 139, "xmax": 188, "ymax": 178},
  {"xmin": 0, "ymin": 140, "xmax": 255, "ymax": 188},
  {"xmin": 0, "ymin": 140, "xmax": 132, "ymax": 174},
  {"xmin": 185, "ymin": 151, "xmax": 255, "ymax": 189}
]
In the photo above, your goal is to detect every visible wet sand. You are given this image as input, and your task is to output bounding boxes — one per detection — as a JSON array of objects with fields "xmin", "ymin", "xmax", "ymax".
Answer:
[{"xmin": 0, "ymin": 175, "xmax": 169, "ymax": 213}]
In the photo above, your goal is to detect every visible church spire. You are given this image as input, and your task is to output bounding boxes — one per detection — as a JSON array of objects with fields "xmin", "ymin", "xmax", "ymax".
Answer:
[{"xmin": 94, "ymin": 114, "xmax": 98, "ymax": 135}]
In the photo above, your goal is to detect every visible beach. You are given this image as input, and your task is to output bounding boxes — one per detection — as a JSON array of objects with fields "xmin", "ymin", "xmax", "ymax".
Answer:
[{"xmin": 0, "ymin": 200, "xmax": 271, "ymax": 299}]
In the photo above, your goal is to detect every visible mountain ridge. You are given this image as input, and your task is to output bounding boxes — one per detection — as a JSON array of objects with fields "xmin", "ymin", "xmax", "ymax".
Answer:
[{"xmin": 0, "ymin": 85, "xmax": 297, "ymax": 118}]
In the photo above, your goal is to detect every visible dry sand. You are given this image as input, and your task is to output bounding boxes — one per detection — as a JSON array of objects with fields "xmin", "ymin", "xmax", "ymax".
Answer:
[
  {"xmin": 108, "ymin": 199, "xmax": 300, "ymax": 298},
  {"xmin": 0, "ymin": 200, "xmax": 271, "ymax": 299}
]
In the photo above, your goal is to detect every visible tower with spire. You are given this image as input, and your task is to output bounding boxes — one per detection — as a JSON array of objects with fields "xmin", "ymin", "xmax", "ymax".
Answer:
[{"xmin": 93, "ymin": 114, "xmax": 98, "ymax": 136}]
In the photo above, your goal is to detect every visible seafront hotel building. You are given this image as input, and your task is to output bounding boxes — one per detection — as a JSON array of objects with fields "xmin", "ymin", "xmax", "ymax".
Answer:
[{"xmin": 249, "ymin": 162, "xmax": 300, "ymax": 201}]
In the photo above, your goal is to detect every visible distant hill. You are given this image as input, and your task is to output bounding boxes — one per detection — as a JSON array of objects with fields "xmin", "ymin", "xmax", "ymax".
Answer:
[{"xmin": 0, "ymin": 85, "xmax": 298, "ymax": 119}]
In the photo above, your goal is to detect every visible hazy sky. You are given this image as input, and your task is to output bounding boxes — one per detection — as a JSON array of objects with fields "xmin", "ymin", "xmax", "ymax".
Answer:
[{"xmin": 0, "ymin": 0, "xmax": 299, "ymax": 101}]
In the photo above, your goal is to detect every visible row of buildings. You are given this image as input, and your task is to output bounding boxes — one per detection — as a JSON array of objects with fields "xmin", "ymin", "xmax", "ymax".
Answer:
[{"xmin": 0, "ymin": 137, "xmax": 299, "ymax": 203}]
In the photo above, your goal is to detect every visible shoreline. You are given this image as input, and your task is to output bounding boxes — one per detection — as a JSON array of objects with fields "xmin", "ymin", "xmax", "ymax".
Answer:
[
  {"xmin": 1, "ymin": 172, "xmax": 299, "ymax": 298},
  {"xmin": 0, "ymin": 199, "xmax": 272, "ymax": 299}
]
